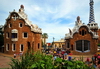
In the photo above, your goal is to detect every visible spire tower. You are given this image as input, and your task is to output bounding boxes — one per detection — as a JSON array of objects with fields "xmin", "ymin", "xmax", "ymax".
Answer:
[{"xmin": 89, "ymin": 0, "xmax": 95, "ymax": 23}]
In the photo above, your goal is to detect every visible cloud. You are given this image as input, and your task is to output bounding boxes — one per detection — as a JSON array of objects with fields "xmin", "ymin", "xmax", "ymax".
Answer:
[{"xmin": 0, "ymin": 0, "xmax": 100, "ymax": 42}]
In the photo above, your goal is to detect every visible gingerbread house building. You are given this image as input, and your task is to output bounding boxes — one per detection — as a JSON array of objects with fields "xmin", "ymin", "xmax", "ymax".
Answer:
[
  {"xmin": 2, "ymin": 5, "xmax": 42, "ymax": 54},
  {"xmin": 65, "ymin": 0, "xmax": 100, "ymax": 55}
]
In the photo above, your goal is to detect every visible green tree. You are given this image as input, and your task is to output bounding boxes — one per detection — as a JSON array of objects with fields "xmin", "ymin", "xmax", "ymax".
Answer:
[
  {"xmin": 42, "ymin": 33, "xmax": 48, "ymax": 46},
  {"xmin": 9, "ymin": 51, "xmax": 54, "ymax": 69}
]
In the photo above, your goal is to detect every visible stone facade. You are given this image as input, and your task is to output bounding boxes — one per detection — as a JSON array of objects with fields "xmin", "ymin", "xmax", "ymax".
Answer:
[
  {"xmin": 2, "ymin": 5, "xmax": 42, "ymax": 55},
  {"xmin": 65, "ymin": 16, "xmax": 98, "ymax": 55},
  {"xmin": 53, "ymin": 39, "xmax": 65, "ymax": 49},
  {"xmin": 65, "ymin": 0, "xmax": 99, "ymax": 55}
]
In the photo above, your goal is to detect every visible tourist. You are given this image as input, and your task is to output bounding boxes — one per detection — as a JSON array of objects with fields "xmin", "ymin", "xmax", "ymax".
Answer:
[
  {"xmin": 61, "ymin": 50, "xmax": 65, "ymax": 59},
  {"xmin": 92, "ymin": 56, "xmax": 95, "ymax": 63},
  {"xmin": 14, "ymin": 53, "xmax": 16, "ymax": 58},
  {"xmin": 54, "ymin": 56, "xmax": 57, "ymax": 60},
  {"xmin": 88, "ymin": 61, "xmax": 93, "ymax": 68},
  {"xmin": 64, "ymin": 50, "xmax": 68, "ymax": 60},
  {"xmin": 53, "ymin": 50, "xmax": 57, "ymax": 56},
  {"xmin": 92, "ymin": 56, "xmax": 97, "ymax": 68},
  {"xmin": 68, "ymin": 56, "xmax": 72, "ymax": 61},
  {"xmin": 66, "ymin": 49, "xmax": 70, "ymax": 54},
  {"xmin": 85, "ymin": 57, "xmax": 90, "ymax": 64},
  {"xmin": 97, "ymin": 54, "xmax": 100, "ymax": 61},
  {"xmin": 20, "ymin": 52, "xmax": 23, "ymax": 57},
  {"xmin": 96, "ymin": 64, "xmax": 100, "ymax": 69},
  {"xmin": 94, "ymin": 53, "xmax": 97, "ymax": 61}
]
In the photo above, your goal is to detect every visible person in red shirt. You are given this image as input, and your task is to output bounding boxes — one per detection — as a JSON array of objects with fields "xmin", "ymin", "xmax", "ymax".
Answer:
[
  {"xmin": 86, "ymin": 57, "xmax": 90, "ymax": 64},
  {"xmin": 94, "ymin": 54, "xmax": 97, "ymax": 61}
]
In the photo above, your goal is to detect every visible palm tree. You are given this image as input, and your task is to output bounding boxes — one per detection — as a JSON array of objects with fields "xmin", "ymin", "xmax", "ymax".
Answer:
[{"xmin": 42, "ymin": 33, "xmax": 48, "ymax": 46}]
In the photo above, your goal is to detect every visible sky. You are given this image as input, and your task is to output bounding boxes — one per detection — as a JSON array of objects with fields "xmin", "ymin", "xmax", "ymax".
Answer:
[{"xmin": 0, "ymin": 0, "xmax": 100, "ymax": 43}]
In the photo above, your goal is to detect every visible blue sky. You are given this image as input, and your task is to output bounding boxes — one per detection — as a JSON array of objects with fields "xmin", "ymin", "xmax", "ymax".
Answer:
[{"xmin": 0, "ymin": 0, "xmax": 100, "ymax": 43}]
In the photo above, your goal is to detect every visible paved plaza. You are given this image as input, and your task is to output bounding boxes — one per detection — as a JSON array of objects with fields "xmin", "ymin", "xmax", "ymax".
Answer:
[{"xmin": 0, "ymin": 53, "xmax": 13, "ymax": 68}]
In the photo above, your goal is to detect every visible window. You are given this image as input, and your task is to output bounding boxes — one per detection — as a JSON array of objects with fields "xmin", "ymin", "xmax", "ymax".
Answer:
[
  {"xmin": 11, "ymin": 29, "xmax": 18, "ymax": 41},
  {"xmin": 82, "ymin": 30, "xmax": 84, "ymax": 36},
  {"xmin": 12, "ymin": 33, "xmax": 17, "ymax": 38},
  {"xmin": 84, "ymin": 40, "xmax": 90, "ymax": 51},
  {"xmin": 12, "ymin": 44, "xmax": 16, "ymax": 51},
  {"xmin": 67, "ymin": 42, "xmax": 70, "ymax": 48},
  {"xmin": 80, "ymin": 30, "xmax": 86, "ymax": 36},
  {"xmin": 38, "ymin": 43, "xmax": 40, "ymax": 49},
  {"xmin": 23, "ymin": 32, "xmax": 28, "ymax": 38},
  {"xmin": 6, "ymin": 32, "xmax": 9, "ymax": 38},
  {"xmin": 76, "ymin": 40, "xmax": 82, "ymax": 51},
  {"xmin": 84, "ymin": 31, "xmax": 86, "ymax": 34},
  {"xmin": 91, "ymin": 24, "xmax": 93, "ymax": 26},
  {"xmin": 6, "ymin": 44, "xmax": 9, "ymax": 51},
  {"xmin": 20, "ymin": 44, "xmax": 24, "ymax": 52},
  {"xmin": 19, "ymin": 23, "xmax": 22, "ymax": 27},
  {"xmin": 9, "ymin": 23, "xmax": 12, "ymax": 28},
  {"xmin": 76, "ymin": 40, "xmax": 90, "ymax": 52}
]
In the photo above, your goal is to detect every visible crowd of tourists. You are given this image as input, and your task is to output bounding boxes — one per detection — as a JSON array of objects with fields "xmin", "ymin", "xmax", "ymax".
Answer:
[
  {"xmin": 13, "ymin": 48, "xmax": 100, "ymax": 69},
  {"xmin": 45, "ymin": 48, "xmax": 100, "ymax": 69},
  {"xmin": 45, "ymin": 48, "xmax": 72, "ymax": 60},
  {"xmin": 90, "ymin": 54, "xmax": 100, "ymax": 69}
]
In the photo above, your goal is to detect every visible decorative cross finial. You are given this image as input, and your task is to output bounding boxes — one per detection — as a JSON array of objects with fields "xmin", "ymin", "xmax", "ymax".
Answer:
[{"xmin": 12, "ymin": 14, "xmax": 18, "ymax": 21}]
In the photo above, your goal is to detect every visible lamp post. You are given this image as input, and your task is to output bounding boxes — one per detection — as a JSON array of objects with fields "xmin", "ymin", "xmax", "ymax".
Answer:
[{"xmin": 52, "ymin": 37, "xmax": 55, "ymax": 49}]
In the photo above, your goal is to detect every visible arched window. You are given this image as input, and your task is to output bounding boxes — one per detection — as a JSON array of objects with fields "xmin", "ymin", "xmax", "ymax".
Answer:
[
  {"xmin": 76, "ymin": 40, "xmax": 90, "ymax": 52},
  {"xmin": 6, "ymin": 44, "xmax": 9, "ymax": 51},
  {"xmin": 19, "ymin": 23, "xmax": 23, "ymax": 27},
  {"xmin": 12, "ymin": 44, "xmax": 16, "ymax": 51},
  {"xmin": 80, "ymin": 29, "xmax": 87, "ymax": 36},
  {"xmin": 82, "ymin": 30, "xmax": 84, "ymax": 36},
  {"xmin": 9, "ymin": 23, "xmax": 12, "ymax": 28},
  {"xmin": 20, "ymin": 44, "xmax": 24, "ymax": 52},
  {"xmin": 67, "ymin": 42, "xmax": 70, "ymax": 48},
  {"xmin": 38, "ymin": 43, "xmax": 40, "ymax": 49}
]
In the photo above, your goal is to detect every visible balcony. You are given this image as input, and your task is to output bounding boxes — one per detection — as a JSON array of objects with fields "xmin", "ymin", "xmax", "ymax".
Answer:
[{"xmin": 12, "ymin": 38, "xmax": 18, "ymax": 41}]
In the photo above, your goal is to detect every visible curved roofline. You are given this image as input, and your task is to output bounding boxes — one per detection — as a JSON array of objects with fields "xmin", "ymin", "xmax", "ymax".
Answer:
[
  {"xmin": 72, "ymin": 25, "xmax": 94, "ymax": 38},
  {"xmin": 3, "ymin": 11, "xmax": 42, "ymax": 33}
]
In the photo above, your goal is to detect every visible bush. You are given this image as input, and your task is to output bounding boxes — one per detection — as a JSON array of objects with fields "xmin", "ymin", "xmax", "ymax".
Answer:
[{"xmin": 9, "ymin": 51, "xmax": 95, "ymax": 69}]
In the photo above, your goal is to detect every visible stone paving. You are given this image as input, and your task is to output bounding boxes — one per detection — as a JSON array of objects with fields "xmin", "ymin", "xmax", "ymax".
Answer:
[{"xmin": 0, "ymin": 53, "xmax": 13, "ymax": 69}]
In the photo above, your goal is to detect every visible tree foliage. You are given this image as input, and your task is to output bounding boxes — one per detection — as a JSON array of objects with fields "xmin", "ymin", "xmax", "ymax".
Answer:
[
  {"xmin": 42, "ymin": 33, "xmax": 48, "ymax": 46},
  {"xmin": 9, "ymin": 51, "xmax": 94, "ymax": 69}
]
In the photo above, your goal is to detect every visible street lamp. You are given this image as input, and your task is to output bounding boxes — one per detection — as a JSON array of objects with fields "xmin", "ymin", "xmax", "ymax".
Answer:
[{"xmin": 52, "ymin": 37, "xmax": 55, "ymax": 49}]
